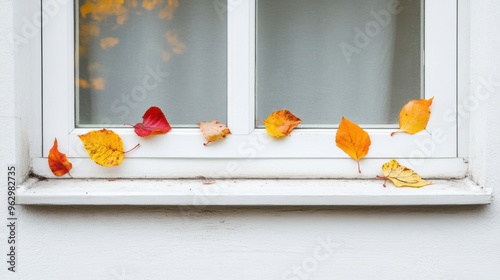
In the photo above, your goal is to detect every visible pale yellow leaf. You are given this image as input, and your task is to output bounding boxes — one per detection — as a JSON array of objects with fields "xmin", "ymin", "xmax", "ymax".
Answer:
[
  {"xmin": 379, "ymin": 159, "xmax": 431, "ymax": 188},
  {"xmin": 197, "ymin": 121, "xmax": 231, "ymax": 146}
]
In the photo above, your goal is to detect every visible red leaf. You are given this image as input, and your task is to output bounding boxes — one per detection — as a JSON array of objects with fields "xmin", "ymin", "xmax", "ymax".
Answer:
[
  {"xmin": 48, "ymin": 138, "xmax": 72, "ymax": 177},
  {"xmin": 130, "ymin": 106, "xmax": 171, "ymax": 137}
]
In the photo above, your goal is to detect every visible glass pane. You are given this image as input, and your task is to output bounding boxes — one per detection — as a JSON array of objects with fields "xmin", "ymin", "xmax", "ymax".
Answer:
[
  {"xmin": 256, "ymin": 0, "xmax": 422, "ymax": 127},
  {"xmin": 76, "ymin": 0, "xmax": 227, "ymax": 127}
]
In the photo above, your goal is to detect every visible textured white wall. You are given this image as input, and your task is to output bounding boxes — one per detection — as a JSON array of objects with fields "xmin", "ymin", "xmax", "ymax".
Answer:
[{"xmin": 1, "ymin": 0, "xmax": 500, "ymax": 279}]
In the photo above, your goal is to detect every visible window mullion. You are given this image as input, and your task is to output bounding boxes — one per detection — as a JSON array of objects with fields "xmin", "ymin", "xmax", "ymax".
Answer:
[
  {"xmin": 227, "ymin": 0, "xmax": 256, "ymax": 135},
  {"xmin": 42, "ymin": 0, "xmax": 74, "ymax": 155}
]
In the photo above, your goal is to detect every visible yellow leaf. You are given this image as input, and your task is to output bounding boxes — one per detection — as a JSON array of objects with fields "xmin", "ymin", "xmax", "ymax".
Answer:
[
  {"xmin": 378, "ymin": 159, "xmax": 431, "ymax": 188},
  {"xmin": 264, "ymin": 110, "xmax": 301, "ymax": 138},
  {"xmin": 197, "ymin": 121, "xmax": 231, "ymax": 146},
  {"xmin": 78, "ymin": 129, "xmax": 136, "ymax": 167},
  {"xmin": 100, "ymin": 37, "xmax": 120, "ymax": 49},
  {"xmin": 392, "ymin": 97, "xmax": 434, "ymax": 136},
  {"xmin": 335, "ymin": 117, "xmax": 371, "ymax": 173}
]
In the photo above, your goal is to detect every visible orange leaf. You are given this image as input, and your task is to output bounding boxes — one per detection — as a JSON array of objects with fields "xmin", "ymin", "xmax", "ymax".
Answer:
[
  {"xmin": 335, "ymin": 117, "xmax": 371, "ymax": 173},
  {"xmin": 129, "ymin": 106, "xmax": 171, "ymax": 137},
  {"xmin": 392, "ymin": 97, "xmax": 434, "ymax": 136},
  {"xmin": 79, "ymin": 129, "xmax": 138, "ymax": 167},
  {"xmin": 264, "ymin": 110, "xmax": 302, "ymax": 138},
  {"xmin": 81, "ymin": 0, "xmax": 127, "ymax": 22},
  {"xmin": 197, "ymin": 121, "xmax": 231, "ymax": 146},
  {"xmin": 48, "ymin": 138, "xmax": 72, "ymax": 177},
  {"xmin": 80, "ymin": 0, "xmax": 96, "ymax": 18}
]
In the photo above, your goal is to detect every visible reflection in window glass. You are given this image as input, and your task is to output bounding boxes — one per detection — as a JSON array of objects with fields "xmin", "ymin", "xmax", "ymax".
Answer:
[
  {"xmin": 76, "ymin": 0, "xmax": 227, "ymax": 127},
  {"xmin": 257, "ymin": 0, "xmax": 422, "ymax": 126}
]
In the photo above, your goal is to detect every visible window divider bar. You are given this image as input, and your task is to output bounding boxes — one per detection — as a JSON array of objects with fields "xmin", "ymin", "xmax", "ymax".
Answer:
[
  {"xmin": 67, "ymin": 0, "xmax": 76, "ymax": 134},
  {"xmin": 42, "ymin": 0, "xmax": 73, "ymax": 155},
  {"xmin": 227, "ymin": 0, "xmax": 256, "ymax": 135}
]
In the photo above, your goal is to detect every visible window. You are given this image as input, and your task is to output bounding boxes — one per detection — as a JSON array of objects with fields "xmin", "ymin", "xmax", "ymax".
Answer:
[{"xmin": 37, "ymin": 0, "xmax": 461, "ymax": 178}]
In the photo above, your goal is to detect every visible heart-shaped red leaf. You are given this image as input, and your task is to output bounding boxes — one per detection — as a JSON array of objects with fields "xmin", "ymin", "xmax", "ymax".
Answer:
[{"xmin": 130, "ymin": 106, "xmax": 171, "ymax": 137}]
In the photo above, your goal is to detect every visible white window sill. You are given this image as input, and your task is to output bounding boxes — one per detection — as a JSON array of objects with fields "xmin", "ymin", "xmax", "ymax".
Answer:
[{"xmin": 17, "ymin": 178, "xmax": 492, "ymax": 206}]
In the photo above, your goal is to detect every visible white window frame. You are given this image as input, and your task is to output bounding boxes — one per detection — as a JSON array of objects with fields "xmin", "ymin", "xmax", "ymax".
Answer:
[{"xmin": 33, "ymin": 0, "xmax": 466, "ymax": 179}]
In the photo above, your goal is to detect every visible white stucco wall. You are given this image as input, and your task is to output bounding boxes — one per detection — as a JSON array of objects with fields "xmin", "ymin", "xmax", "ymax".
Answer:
[{"xmin": 1, "ymin": 0, "xmax": 499, "ymax": 279}]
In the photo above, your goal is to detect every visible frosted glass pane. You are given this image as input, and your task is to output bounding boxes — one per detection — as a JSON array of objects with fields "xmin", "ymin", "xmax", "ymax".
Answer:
[
  {"xmin": 256, "ymin": 0, "xmax": 422, "ymax": 126},
  {"xmin": 76, "ymin": 0, "xmax": 227, "ymax": 127}
]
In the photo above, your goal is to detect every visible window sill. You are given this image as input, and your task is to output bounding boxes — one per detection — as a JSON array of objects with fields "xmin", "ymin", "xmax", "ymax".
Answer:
[{"xmin": 17, "ymin": 178, "xmax": 492, "ymax": 206}]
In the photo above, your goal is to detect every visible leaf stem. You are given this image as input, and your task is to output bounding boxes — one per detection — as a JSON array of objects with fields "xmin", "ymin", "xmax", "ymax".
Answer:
[
  {"xmin": 390, "ymin": 130, "xmax": 400, "ymax": 137},
  {"xmin": 124, "ymin": 143, "xmax": 140, "ymax": 154},
  {"xmin": 357, "ymin": 161, "xmax": 361, "ymax": 173},
  {"xmin": 376, "ymin": 175, "xmax": 387, "ymax": 188}
]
